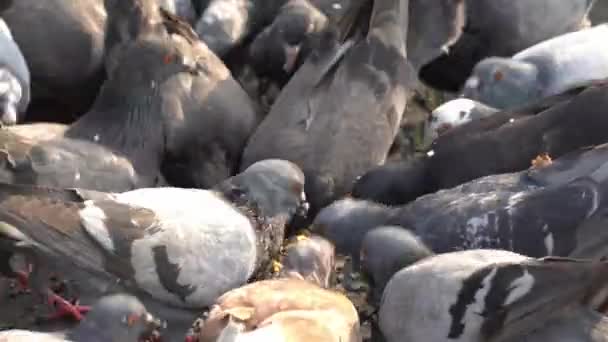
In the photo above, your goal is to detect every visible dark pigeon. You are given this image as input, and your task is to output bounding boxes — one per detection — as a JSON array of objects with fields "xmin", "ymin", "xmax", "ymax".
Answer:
[
  {"xmin": 314, "ymin": 143, "xmax": 608, "ymax": 262},
  {"xmin": 351, "ymin": 157, "xmax": 431, "ymax": 206},
  {"xmin": 380, "ymin": 250, "xmax": 608, "ymax": 342},
  {"xmin": 1, "ymin": 0, "xmax": 107, "ymax": 121},
  {"xmin": 354, "ymin": 82, "xmax": 608, "ymax": 205}
]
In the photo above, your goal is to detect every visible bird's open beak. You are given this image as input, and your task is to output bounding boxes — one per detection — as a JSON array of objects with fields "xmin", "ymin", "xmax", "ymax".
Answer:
[{"xmin": 283, "ymin": 44, "xmax": 301, "ymax": 73}]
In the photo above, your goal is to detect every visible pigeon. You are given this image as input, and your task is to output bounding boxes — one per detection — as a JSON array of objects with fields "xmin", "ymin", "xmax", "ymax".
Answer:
[
  {"xmin": 463, "ymin": 23, "xmax": 608, "ymax": 109},
  {"xmin": 248, "ymin": 0, "xmax": 329, "ymax": 85},
  {"xmin": 241, "ymin": 0, "xmax": 414, "ymax": 219},
  {"xmin": 1, "ymin": 0, "xmax": 107, "ymax": 120},
  {"xmin": 314, "ymin": 142, "xmax": 608, "ymax": 266},
  {"xmin": 0, "ymin": 294, "xmax": 163, "ymax": 342},
  {"xmin": 195, "ymin": 0, "xmax": 285, "ymax": 57},
  {"xmin": 279, "ymin": 234, "xmax": 335, "ymax": 288},
  {"xmin": 360, "ymin": 226, "xmax": 432, "ymax": 305},
  {"xmin": 419, "ymin": 0, "xmax": 594, "ymax": 92},
  {"xmin": 0, "ymin": 18, "xmax": 30, "ymax": 126},
  {"xmin": 0, "ymin": 36, "xmax": 196, "ymax": 192},
  {"xmin": 427, "ymin": 98, "xmax": 499, "ymax": 140},
  {"xmin": 379, "ymin": 249, "xmax": 608, "ymax": 342},
  {"xmin": 0, "ymin": 159, "xmax": 308, "ymax": 323},
  {"xmin": 194, "ymin": 278, "xmax": 360, "ymax": 342}
]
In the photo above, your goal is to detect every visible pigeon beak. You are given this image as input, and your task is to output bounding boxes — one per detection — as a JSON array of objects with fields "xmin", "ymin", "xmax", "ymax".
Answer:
[{"xmin": 283, "ymin": 44, "xmax": 301, "ymax": 73}]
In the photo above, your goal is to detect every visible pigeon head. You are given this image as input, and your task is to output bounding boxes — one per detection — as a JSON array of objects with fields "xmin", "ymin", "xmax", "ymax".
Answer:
[
  {"xmin": 0, "ymin": 68, "xmax": 23, "ymax": 126},
  {"xmin": 215, "ymin": 159, "xmax": 308, "ymax": 222},
  {"xmin": 68, "ymin": 294, "xmax": 164, "ymax": 342},
  {"xmin": 360, "ymin": 226, "xmax": 433, "ymax": 306},
  {"xmin": 104, "ymin": 0, "xmax": 166, "ymax": 74},
  {"xmin": 280, "ymin": 234, "xmax": 336, "ymax": 288},
  {"xmin": 250, "ymin": 4, "xmax": 326, "ymax": 77},
  {"xmin": 428, "ymin": 98, "xmax": 477, "ymax": 140},
  {"xmin": 311, "ymin": 198, "xmax": 391, "ymax": 257},
  {"xmin": 463, "ymin": 57, "xmax": 541, "ymax": 110},
  {"xmin": 100, "ymin": 35, "xmax": 201, "ymax": 100}
]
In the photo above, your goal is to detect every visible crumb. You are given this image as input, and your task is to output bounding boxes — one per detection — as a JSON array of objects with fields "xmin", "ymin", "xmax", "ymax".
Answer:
[{"xmin": 531, "ymin": 153, "xmax": 552, "ymax": 168}]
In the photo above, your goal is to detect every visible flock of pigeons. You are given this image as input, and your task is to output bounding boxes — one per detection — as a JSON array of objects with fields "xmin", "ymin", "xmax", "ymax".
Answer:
[{"xmin": 0, "ymin": 0, "xmax": 607, "ymax": 341}]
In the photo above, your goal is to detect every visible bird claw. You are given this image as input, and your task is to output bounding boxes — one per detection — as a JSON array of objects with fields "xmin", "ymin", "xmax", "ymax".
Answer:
[{"xmin": 45, "ymin": 292, "xmax": 91, "ymax": 321}]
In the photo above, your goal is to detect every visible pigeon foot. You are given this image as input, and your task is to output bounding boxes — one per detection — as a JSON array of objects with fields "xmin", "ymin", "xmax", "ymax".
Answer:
[{"xmin": 46, "ymin": 291, "xmax": 91, "ymax": 321}]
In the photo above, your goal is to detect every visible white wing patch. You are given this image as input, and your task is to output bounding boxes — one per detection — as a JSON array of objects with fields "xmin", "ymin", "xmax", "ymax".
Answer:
[
  {"xmin": 79, "ymin": 200, "xmax": 114, "ymax": 252},
  {"xmin": 503, "ymin": 270, "xmax": 535, "ymax": 306},
  {"xmin": 429, "ymin": 98, "xmax": 477, "ymax": 139},
  {"xmin": 114, "ymin": 188, "xmax": 258, "ymax": 308}
]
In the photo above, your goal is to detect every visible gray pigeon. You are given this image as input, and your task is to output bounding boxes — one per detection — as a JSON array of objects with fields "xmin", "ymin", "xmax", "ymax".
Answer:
[
  {"xmin": 380, "ymin": 249, "xmax": 608, "ymax": 342},
  {"xmin": 463, "ymin": 23, "xmax": 608, "ymax": 109},
  {"xmin": 0, "ymin": 18, "xmax": 29, "ymax": 125},
  {"xmin": 0, "ymin": 294, "xmax": 163, "ymax": 342},
  {"xmin": 0, "ymin": 159, "xmax": 307, "ymax": 327}
]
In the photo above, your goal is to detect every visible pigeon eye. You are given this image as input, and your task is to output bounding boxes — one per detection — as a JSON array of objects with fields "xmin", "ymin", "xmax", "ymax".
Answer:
[
  {"xmin": 163, "ymin": 54, "xmax": 175, "ymax": 64},
  {"xmin": 230, "ymin": 187, "xmax": 247, "ymax": 198},
  {"xmin": 494, "ymin": 70, "xmax": 504, "ymax": 81}
]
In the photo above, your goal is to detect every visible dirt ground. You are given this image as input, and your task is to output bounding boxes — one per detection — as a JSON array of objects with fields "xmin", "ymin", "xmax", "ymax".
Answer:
[{"xmin": 0, "ymin": 256, "xmax": 381, "ymax": 341}]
